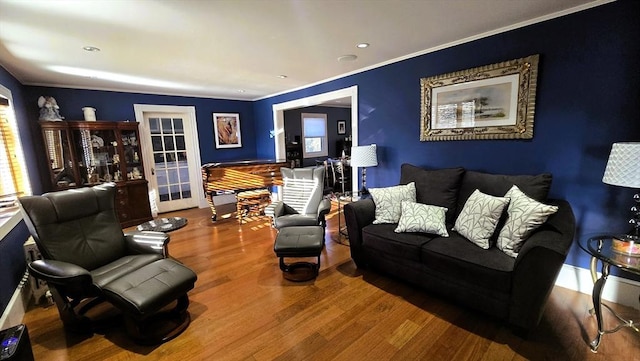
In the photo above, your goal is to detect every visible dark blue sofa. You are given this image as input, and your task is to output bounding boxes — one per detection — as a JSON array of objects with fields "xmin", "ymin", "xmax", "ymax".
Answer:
[{"xmin": 344, "ymin": 164, "xmax": 576, "ymax": 334}]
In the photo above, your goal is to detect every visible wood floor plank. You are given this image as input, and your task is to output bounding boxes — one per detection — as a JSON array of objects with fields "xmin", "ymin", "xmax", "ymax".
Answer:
[{"xmin": 20, "ymin": 206, "xmax": 639, "ymax": 360}]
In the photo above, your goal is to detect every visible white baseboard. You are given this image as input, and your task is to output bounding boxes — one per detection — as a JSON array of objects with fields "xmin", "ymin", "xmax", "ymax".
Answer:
[
  {"xmin": 555, "ymin": 264, "xmax": 640, "ymax": 310},
  {"xmin": 0, "ymin": 272, "xmax": 31, "ymax": 330}
]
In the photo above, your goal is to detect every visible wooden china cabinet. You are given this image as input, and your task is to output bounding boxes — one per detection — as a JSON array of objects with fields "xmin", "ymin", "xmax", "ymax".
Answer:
[{"xmin": 39, "ymin": 120, "xmax": 153, "ymax": 228}]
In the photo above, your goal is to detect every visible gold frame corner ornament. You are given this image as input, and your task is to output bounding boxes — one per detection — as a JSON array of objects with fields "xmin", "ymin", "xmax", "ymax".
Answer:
[{"xmin": 420, "ymin": 54, "xmax": 539, "ymax": 141}]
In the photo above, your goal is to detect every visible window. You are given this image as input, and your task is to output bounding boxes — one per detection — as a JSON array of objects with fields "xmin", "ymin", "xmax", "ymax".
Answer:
[
  {"xmin": 0, "ymin": 85, "xmax": 31, "ymax": 203},
  {"xmin": 301, "ymin": 113, "xmax": 328, "ymax": 158}
]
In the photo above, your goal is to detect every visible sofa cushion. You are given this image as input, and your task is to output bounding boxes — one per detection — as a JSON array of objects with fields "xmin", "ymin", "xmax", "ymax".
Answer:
[
  {"xmin": 400, "ymin": 164, "xmax": 465, "ymax": 225},
  {"xmin": 370, "ymin": 182, "xmax": 416, "ymax": 224},
  {"xmin": 454, "ymin": 189, "xmax": 510, "ymax": 249},
  {"xmin": 362, "ymin": 223, "xmax": 435, "ymax": 262},
  {"xmin": 456, "ymin": 171, "xmax": 552, "ymax": 219},
  {"xmin": 497, "ymin": 185, "xmax": 559, "ymax": 257},
  {"xmin": 394, "ymin": 201, "xmax": 449, "ymax": 237},
  {"xmin": 421, "ymin": 233, "xmax": 515, "ymax": 293}
]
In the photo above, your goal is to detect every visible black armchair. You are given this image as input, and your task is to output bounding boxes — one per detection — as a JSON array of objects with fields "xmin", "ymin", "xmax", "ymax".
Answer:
[
  {"xmin": 271, "ymin": 167, "xmax": 332, "ymax": 229},
  {"xmin": 18, "ymin": 183, "xmax": 197, "ymax": 344}
]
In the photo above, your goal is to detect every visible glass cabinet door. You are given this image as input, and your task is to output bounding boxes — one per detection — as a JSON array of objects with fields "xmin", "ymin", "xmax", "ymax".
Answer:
[
  {"xmin": 72, "ymin": 128, "xmax": 118, "ymax": 185},
  {"xmin": 42, "ymin": 127, "xmax": 75, "ymax": 189},
  {"xmin": 120, "ymin": 128, "xmax": 144, "ymax": 181}
]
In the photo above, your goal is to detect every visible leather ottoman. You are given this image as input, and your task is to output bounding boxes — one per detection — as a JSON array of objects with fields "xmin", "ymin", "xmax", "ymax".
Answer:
[
  {"xmin": 102, "ymin": 258, "xmax": 197, "ymax": 344},
  {"xmin": 273, "ymin": 226, "xmax": 324, "ymax": 281}
]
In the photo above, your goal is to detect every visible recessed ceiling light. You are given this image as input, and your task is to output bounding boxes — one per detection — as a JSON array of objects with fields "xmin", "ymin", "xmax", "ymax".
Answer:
[
  {"xmin": 237, "ymin": 89, "xmax": 246, "ymax": 93},
  {"xmin": 338, "ymin": 54, "xmax": 357, "ymax": 62},
  {"xmin": 356, "ymin": 43, "xmax": 369, "ymax": 48},
  {"xmin": 278, "ymin": 75, "xmax": 287, "ymax": 79},
  {"xmin": 82, "ymin": 46, "xmax": 101, "ymax": 52}
]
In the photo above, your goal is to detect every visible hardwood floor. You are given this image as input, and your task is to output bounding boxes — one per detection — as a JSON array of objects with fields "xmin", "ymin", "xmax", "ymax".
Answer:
[{"xmin": 22, "ymin": 206, "xmax": 639, "ymax": 360}]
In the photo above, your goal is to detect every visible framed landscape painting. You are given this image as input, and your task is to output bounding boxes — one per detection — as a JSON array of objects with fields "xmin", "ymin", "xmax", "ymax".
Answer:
[
  {"xmin": 420, "ymin": 54, "xmax": 539, "ymax": 141},
  {"xmin": 213, "ymin": 113, "xmax": 242, "ymax": 148}
]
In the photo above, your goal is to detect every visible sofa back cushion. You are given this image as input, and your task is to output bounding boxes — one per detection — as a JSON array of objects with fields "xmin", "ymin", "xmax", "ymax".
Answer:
[
  {"xmin": 399, "ymin": 164, "xmax": 465, "ymax": 225},
  {"xmin": 456, "ymin": 171, "xmax": 552, "ymax": 219}
]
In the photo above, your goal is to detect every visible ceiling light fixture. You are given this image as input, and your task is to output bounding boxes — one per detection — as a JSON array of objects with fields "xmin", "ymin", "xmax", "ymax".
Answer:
[
  {"xmin": 338, "ymin": 54, "xmax": 357, "ymax": 62},
  {"xmin": 237, "ymin": 89, "xmax": 246, "ymax": 93},
  {"xmin": 278, "ymin": 75, "xmax": 287, "ymax": 79},
  {"xmin": 356, "ymin": 43, "xmax": 370, "ymax": 48},
  {"xmin": 82, "ymin": 46, "xmax": 101, "ymax": 52}
]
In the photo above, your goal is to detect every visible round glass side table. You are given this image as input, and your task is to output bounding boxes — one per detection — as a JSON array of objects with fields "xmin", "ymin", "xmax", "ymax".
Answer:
[{"xmin": 578, "ymin": 234, "xmax": 640, "ymax": 352}]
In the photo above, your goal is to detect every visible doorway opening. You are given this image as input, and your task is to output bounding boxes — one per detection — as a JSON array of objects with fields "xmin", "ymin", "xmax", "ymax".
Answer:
[{"xmin": 272, "ymin": 86, "xmax": 358, "ymax": 191}]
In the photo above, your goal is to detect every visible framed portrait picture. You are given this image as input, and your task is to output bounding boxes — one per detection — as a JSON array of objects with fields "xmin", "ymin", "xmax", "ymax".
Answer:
[
  {"xmin": 213, "ymin": 113, "xmax": 242, "ymax": 148},
  {"xmin": 420, "ymin": 54, "xmax": 539, "ymax": 141},
  {"xmin": 337, "ymin": 120, "xmax": 346, "ymax": 135}
]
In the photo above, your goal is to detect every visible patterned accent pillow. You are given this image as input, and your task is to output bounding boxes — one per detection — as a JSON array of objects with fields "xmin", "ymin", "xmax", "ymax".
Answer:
[
  {"xmin": 370, "ymin": 182, "xmax": 416, "ymax": 224},
  {"xmin": 282, "ymin": 177, "xmax": 319, "ymax": 214},
  {"xmin": 454, "ymin": 189, "xmax": 510, "ymax": 249},
  {"xmin": 497, "ymin": 185, "xmax": 559, "ymax": 257},
  {"xmin": 394, "ymin": 201, "xmax": 449, "ymax": 237}
]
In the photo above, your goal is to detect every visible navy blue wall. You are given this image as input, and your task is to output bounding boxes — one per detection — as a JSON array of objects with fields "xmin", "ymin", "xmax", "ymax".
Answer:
[
  {"xmin": 0, "ymin": 223, "xmax": 29, "ymax": 315},
  {"xmin": 255, "ymin": 1, "xmax": 640, "ymax": 277}
]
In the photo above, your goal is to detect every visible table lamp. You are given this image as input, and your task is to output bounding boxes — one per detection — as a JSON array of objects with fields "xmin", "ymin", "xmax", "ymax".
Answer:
[
  {"xmin": 602, "ymin": 142, "xmax": 640, "ymax": 240},
  {"xmin": 350, "ymin": 144, "xmax": 378, "ymax": 195}
]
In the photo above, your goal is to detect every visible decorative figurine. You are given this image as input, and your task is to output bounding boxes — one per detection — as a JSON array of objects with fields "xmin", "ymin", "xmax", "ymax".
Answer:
[
  {"xmin": 91, "ymin": 134, "xmax": 104, "ymax": 148},
  {"xmin": 37, "ymin": 96, "xmax": 64, "ymax": 121}
]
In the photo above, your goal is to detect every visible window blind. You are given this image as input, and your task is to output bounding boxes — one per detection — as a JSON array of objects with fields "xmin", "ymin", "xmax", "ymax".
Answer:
[{"xmin": 0, "ymin": 99, "xmax": 31, "ymax": 199}]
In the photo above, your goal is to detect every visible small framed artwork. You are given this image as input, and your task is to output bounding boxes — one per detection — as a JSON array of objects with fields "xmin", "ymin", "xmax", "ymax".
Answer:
[
  {"xmin": 213, "ymin": 113, "xmax": 242, "ymax": 149},
  {"xmin": 420, "ymin": 54, "xmax": 539, "ymax": 141},
  {"xmin": 337, "ymin": 120, "xmax": 346, "ymax": 135}
]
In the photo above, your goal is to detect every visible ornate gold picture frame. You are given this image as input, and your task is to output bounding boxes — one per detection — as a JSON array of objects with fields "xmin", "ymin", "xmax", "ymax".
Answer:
[{"xmin": 420, "ymin": 54, "xmax": 539, "ymax": 141}]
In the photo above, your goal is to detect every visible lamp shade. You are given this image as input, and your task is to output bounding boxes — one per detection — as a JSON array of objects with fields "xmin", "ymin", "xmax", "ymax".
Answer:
[
  {"xmin": 350, "ymin": 144, "xmax": 378, "ymax": 168},
  {"xmin": 602, "ymin": 142, "xmax": 640, "ymax": 188}
]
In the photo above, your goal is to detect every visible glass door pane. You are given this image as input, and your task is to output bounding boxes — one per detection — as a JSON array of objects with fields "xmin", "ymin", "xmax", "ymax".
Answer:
[{"xmin": 150, "ymin": 117, "xmax": 192, "ymax": 203}]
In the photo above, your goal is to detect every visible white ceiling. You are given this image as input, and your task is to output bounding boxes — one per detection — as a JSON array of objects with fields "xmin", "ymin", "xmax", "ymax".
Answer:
[{"xmin": 0, "ymin": 0, "xmax": 606, "ymax": 102}]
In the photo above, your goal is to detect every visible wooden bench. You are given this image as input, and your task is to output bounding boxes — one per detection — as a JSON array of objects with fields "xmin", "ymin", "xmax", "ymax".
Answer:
[{"xmin": 236, "ymin": 189, "xmax": 271, "ymax": 224}]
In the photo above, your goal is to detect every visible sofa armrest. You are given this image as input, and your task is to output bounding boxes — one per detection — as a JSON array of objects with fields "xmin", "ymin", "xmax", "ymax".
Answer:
[
  {"xmin": 344, "ymin": 198, "xmax": 376, "ymax": 267},
  {"xmin": 515, "ymin": 199, "xmax": 575, "ymax": 265},
  {"xmin": 509, "ymin": 199, "xmax": 576, "ymax": 332},
  {"xmin": 124, "ymin": 231, "xmax": 170, "ymax": 257}
]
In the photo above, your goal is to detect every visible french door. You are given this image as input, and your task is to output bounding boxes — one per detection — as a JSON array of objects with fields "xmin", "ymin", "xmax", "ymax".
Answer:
[{"xmin": 134, "ymin": 105, "xmax": 204, "ymax": 214}]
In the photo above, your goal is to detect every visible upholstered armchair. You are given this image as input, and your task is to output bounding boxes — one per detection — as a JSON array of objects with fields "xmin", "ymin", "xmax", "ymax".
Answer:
[
  {"xmin": 271, "ymin": 167, "xmax": 332, "ymax": 229},
  {"xmin": 18, "ymin": 183, "xmax": 197, "ymax": 344}
]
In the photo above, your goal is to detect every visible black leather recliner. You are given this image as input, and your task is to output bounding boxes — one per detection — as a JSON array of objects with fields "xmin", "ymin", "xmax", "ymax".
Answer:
[{"xmin": 18, "ymin": 183, "xmax": 197, "ymax": 344}]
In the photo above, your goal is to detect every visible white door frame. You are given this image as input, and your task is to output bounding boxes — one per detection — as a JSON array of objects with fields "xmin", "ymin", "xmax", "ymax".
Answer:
[
  {"xmin": 133, "ymin": 104, "xmax": 207, "ymax": 213},
  {"xmin": 272, "ymin": 86, "xmax": 359, "ymax": 191}
]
